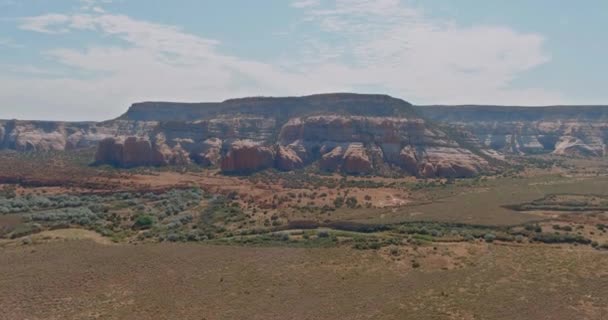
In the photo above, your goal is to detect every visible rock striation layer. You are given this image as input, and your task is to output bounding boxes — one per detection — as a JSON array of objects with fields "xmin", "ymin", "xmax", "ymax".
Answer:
[
  {"xmin": 90, "ymin": 95, "xmax": 494, "ymax": 177},
  {"xmin": 4, "ymin": 94, "xmax": 608, "ymax": 177},
  {"xmin": 417, "ymin": 105, "xmax": 608, "ymax": 157}
]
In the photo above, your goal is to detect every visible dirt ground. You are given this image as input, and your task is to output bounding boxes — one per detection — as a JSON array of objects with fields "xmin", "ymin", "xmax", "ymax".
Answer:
[
  {"xmin": 2, "ymin": 153, "xmax": 608, "ymax": 319},
  {"xmin": 1, "ymin": 239, "xmax": 607, "ymax": 320}
]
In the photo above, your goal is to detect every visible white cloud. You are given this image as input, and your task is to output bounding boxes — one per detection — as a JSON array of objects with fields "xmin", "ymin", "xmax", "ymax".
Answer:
[
  {"xmin": 78, "ymin": 0, "xmax": 112, "ymax": 11},
  {"xmin": 0, "ymin": 37, "xmax": 22, "ymax": 48},
  {"xmin": 19, "ymin": 14, "xmax": 71, "ymax": 33},
  {"xmin": 291, "ymin": 0, "xmax": 557, "ymax": 105},
  {"xmin": 2, "ymin": 0, "xmax": 562, "ymax": 120},
  {"xmin": 6, "ymin": 12, "xmax": 324, "ymax": 120},
  {"xmin": 291, "ymin": 0, "xmax": 321, "ymax": 8}
]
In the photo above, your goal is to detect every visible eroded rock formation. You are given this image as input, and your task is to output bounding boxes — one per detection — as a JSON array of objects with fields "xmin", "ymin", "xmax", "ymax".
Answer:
[
  {"xmin": 4, "ymin": 93, "xmax": 608, "ymax": 177},
  {"xmin": 220, "ymin": 140, "xmax": 275, "ymax": 173}
]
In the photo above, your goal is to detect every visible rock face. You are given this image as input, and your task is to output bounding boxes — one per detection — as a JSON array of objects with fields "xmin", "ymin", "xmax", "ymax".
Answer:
[
  {"xmin": 277, "ymin": 115, "xmax": 488, "ymax": 177},
  {"xmin": 220, "ymin": 140, "xmax": 275, "ymax": 173},
  {"xmin": 275, "ymin": 145, "xmax": 303, "ymax": 171},
  {"xmin": 191, "ymin": 138, "xmax": 222, "ymax": 166},
  {"xmin": 0, "ymin": 120, "xmax": 156, "ymax": 152},
  {"xmin": 417, "ymin": 105, "xmax": 608, "ymax": 157},
  {"xmin": 4, "ymin": 93, "xmax": 608, "ymax": 177},
  {"xmin": 95, "ymin": 137, "xmax": 165, "ymax": 167}
]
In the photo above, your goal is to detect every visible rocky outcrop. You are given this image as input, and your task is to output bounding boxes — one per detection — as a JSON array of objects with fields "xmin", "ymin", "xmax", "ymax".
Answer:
[
  {"xmin": 276, "ymin": 145, "xmax": 303, "ymax": 171},
  {"xmin": 191, "ymin": 138, "xmax": 222, "ymax": 167},
  {"xmin": 343, "ymin": 143, "xmax": 373, "ymax": 174},
  {"xmin": 318, "ymin": 143, "xmax": 373, "ymax": 174},
  {"xmin": 6, "ymin": 94, "xmax": 608, "ymax": 178},
  {"xmin": 417, "ymin": 105, "xmax": 608, "ymax": 157},
  {"xmin": 95, "ymin": 137, "xmax": 124, "ymax": 166},
  {"xmin": 94, "ymin": 135, "xmax": 197, "ymax": 167},
  {"xmin": 553, "ymin": 136, "xmax": 602, "ymax": 157},
  {"xmin": 95, "ymin": 137, "xmax": 165, "ymax": 167},
  {"xmin": 319, "ymin": 146, "xmax": 344, "ymax": 172},
  {"xmin": 0, "ymin": 120, "xmax": 156, "ymax": 152},
  {"xmin": 220, "ymin": 140, "xmax": 275, "ymax": 173},
  {"xmin": 413, "ymin": 147, "xmax": 487, "ymax": 178},
  {"xmin": 278, "ymin": 115, "xmax": 488, "ymax": 177},
  {"xmin": 399, "ymin": 146, "xmax": 419, "ymax": 174}
]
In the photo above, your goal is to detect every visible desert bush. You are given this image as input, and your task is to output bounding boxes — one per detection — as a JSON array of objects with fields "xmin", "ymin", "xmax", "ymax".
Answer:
[
  {"xmin": 524, "ymin": 224, "xmax": 542, "ymax": 233},
  {"xmin": 389, "ymin": 246, "xmax": 399, "ymax": 256},
  {"xmin": 0, "ymin": 185, "xmax": 16, "ymax": 198},
  {"xmin": 278, "ymin": 232, "xmax": 290, "ymax": 241},
  {"xmin": 317, "ymin": 230, "xmax": 330, "ymax": 238},
  {"xmin": 484, "ymin": 233, "xmax": 496, "ymax": 243},
  {"xmin": 333, "ymin": 197, "xmax": 344, "ymax": 208},
  {"xmin": 532, "ymin": 233, "xmax": 591, "ymax": 245},
  {"xmin": 166, "ymin": 233, "xmax": 181, "ymax": 242},
  {"xmin": 27, "ymin": 207, "xmax": 100, "ymax": 223},
  {"xmin": 133, "ymin": 215, "xmax": 155, "ymax": 229},
  {"xmin": 345, "ymin": 196, "xmax": 358, "ymax": 208}
]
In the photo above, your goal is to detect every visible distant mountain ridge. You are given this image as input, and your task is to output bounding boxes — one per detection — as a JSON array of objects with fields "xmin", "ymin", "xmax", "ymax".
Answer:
[
  {"xmin": 417, "ymin": 105, "xmax": 608, "ymax": 122},
  {"xmin": 417, "ymin": 105, "xmax": 608, "ymax": 156},
  {"xmin": 1, "ymin": 93, "xmax": 607, "ymax": 177}
]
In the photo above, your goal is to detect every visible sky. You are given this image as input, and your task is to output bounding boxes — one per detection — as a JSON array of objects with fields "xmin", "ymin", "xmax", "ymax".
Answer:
[{"xmin": 1, "ymin": 0, "xmax": 607, "ymax": 121}]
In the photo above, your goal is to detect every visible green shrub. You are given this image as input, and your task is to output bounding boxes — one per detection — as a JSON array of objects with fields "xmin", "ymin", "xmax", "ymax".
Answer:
[
  {"xmin": 484, "ymin": 233, "xmax": 496, "ymax": 243},
  {"xmin": 345, "ymin": 197, "xmax": 358, "ymax": 208},
  {"xmin": 317, "ymin": 230, "xmax": 330, "ymax": 238},
  {"xmin": 532, "ymin": 233, "xmax": 591, "ymax": 245},
  {"xmin": 133, "ymin": 215, "xmax": 154, "ymax": 229},
  {"xmin": 333, "ymin": 197, "xmax": 344, "ymax": 208}
]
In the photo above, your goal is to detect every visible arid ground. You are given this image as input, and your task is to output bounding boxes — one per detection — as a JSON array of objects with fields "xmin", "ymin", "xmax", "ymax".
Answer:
[{"xmin": 1, "ymin": 150, "xmax": 608, "ymax": 320}]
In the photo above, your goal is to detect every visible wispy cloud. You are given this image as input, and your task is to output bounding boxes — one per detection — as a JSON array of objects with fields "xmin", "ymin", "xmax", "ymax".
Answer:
[
  {"xmin": 291, "ymin": 0, "xmax": 321, "ymax": 8},
  {"xmin": 2, "ymin": 0, "xmax": 561, "ymax": 120},
  {"xmin": 291, "ymin": 0, "xmax": 555, "ymax": 104},
  {"xmin": 7, "ymin": 11, "xmax": 319, "ymax": 120},
  {"xmin": 0, "ymin": 37, "xmax": 22, "ymax": 48},
  {"xmin": 19, "ymin": 14, "xmax": 71, "ymax": 33},
  {"xmin": 78, "ymin": 0, "xmax": 112, "ymax": 11}
]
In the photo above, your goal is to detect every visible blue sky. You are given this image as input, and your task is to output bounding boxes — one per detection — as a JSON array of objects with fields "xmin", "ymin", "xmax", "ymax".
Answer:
[{"xmin": 1, "ymin": 0, "xmax": 607, "ymax": 120}]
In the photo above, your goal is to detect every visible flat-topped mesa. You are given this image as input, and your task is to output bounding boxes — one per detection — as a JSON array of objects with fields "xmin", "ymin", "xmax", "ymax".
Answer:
[
  {"xmin": 100, "ymin": 93, "xmax": 492, "ymax": 177},
  {"xmin": 94, "ymin": 111, "xmax": 493, "ymax": 177},
  {"xmin": 119, "ymin": 93, "xmax": 416, "ymax": 122},
  {"xmin": 9, "ymin": 93, "xmax": 608, "ymax": 177}
]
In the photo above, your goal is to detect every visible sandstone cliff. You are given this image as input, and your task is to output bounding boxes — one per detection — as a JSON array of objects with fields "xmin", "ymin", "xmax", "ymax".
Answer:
[
  {"xmin": 417, "ymin": 105, "xmax": 608, "ymax": 157},
  {"xmin": 91, "ymin": 95, "xmax": 493, "ymax": 177},
  {"xmin": 5, "ymin": 94, "xmax": 608, "ymax": 178}
]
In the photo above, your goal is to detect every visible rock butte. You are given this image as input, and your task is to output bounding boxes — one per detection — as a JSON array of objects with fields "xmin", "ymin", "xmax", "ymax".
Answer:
[{"xmin": 2, "ymin": 93, "xmax": 607, "ymax": 177}]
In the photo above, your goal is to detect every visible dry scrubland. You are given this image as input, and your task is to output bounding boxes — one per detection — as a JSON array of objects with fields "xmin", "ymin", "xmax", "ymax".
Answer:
[
  {"xmin": 1, "ymin": 151, "xmax": 608, "ymax": 319},
  {"xmin": 1, "ymin": 241, "xmax": 607, "ymax": 320}
]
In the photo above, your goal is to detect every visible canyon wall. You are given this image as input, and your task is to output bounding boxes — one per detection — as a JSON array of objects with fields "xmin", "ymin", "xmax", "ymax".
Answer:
[
  {"xmin": 3, "ymin": 94, "xmax": 607, "ymax": 177},
  {"xmin": 417, "ymin": 105, "xmax": 608, "ymax": 157}
]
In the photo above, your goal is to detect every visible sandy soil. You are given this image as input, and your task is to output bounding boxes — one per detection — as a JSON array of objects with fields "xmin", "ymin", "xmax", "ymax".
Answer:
[{"xmin": 1, "ymin": 240, "xmax": 607, "ymax": 320}]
